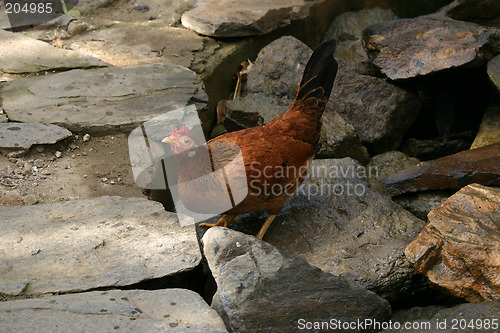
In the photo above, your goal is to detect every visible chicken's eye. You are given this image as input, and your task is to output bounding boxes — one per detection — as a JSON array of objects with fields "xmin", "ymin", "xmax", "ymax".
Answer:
[{"xmin": 183, "ymin": 138, "xmax": 191, "ymax": 144}]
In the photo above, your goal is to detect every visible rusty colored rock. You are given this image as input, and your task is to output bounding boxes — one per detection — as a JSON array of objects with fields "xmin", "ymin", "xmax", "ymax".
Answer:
[
  {"xmin": 362, "ymin": 16, "xmax": 500, "ymax": 80},
  {"xmin": 405, "ymin": 184, "xmax": 500, "ymax": 303},
  {"xmin": 381, "ymin": 142, "xmax": 500, "ymax": 196}
]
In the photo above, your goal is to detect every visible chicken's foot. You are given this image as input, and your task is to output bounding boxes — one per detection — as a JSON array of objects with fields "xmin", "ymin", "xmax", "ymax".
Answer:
[
  {"xmin": 256, "ymin": 214, "xmax": 277, "ymax": 240},
  {"xmin": 200, "ymin": 215, "xmax": 235, "ymax": 228}
]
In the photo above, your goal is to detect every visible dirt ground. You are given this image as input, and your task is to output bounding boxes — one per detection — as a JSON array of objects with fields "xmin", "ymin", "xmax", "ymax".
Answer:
[{"xmin": 0, "ymin": 133, "xmax": 146, "ymax": 206}]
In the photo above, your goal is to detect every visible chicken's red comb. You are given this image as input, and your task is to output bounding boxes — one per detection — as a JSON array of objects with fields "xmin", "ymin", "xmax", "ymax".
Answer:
[{"xmin": 171, "ymin": 125, "xmax": 189, "ymax": 138}]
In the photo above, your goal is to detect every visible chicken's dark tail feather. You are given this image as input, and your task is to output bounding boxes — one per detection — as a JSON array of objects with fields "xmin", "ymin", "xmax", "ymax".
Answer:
[{"xmin": 296, "ymin": 39, "xmax": 338, "ymax": 107}]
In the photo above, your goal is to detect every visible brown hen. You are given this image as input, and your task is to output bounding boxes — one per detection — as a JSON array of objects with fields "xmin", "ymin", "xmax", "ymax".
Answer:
[{"xmin": 162, "ymin": 39, "xmax": 338, "ymax": 239}]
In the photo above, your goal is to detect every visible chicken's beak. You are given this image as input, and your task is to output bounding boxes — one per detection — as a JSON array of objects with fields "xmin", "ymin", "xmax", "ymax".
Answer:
[{"xmin": 161, "ymin": 136, "xmax": 178, "ymax": 146}]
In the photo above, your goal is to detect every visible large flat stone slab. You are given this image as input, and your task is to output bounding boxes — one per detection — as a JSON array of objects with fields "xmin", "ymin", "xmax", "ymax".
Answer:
[
  {"xmin": 0, "ymin": 30, "xmax": 107, "ymax": 74},
  {"xmin": 0, "ymin": 196, "xmax": 201, "ymax": 296},
  {"xmin": 0, "ymin": 122, "xmax": 72, "ymax": 152},
  {"xmin": 181, "ymin": 0, "xmax": 312, "ymax": 37},
  {"xmin": 1, "ymin": 63, "xmax": 208, "ymax": 133},
  {"xmin": 0, "ymin": 289, "xmax": 227, "ymax": 332}
]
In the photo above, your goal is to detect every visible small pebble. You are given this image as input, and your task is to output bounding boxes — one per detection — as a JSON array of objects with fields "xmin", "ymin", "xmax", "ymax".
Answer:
[
  {"xmin": 69, "ymin": 144, "xmax": 78, "ymax": 150},
  {"xmin": 134, "ymin": 3, "xmax": 150, "ymax": 11},
  {"xmin": 24, "ymin": 194, "xmax": 38, "ymax": 205},
  {"xmin": 83, "ymin": 134, "xmax": 91, "ymax": 142},
  {"xmin": 71, "ymin": 154, "xmax": 76, "ymax": 159},
  {"xmin": 110, "ymin": 180, "xmax": 116, "ymax": 185},
  {"xmin": 55, "ymin": 151, "xmax": 62, "ymax": 158},
  {"xmin": 83, "ymin": 174, "xmax": 88, "ymax": 178},
  {"xmin": 34, "ymin": 159, "xmax": 45, "ymax": 168},
  {"xmin": 102, "ymin": 177, "xmax": 108, "ymax": 182}
]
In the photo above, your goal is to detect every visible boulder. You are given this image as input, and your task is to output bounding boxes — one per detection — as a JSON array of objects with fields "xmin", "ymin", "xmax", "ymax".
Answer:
[
  {"xmin": 0, "ymin": 289, "xmax": 227, "ymax": 332},
  {"xmin": 470, "ymin": 102, "xmax": 500, "ymax": 149},
  {"xmin": 203, "ymin": 227, "xmax": 390, "ymax": 332},
  {"xmin": 0, "ymin": 30, "xmax": 107, "ymax": 74},
  {"xmin": 362, "ymin": 16, "xmax": 500, "ymax": 80},
  {"xmin": 1, "ymin": 63, "xmax": 208, "ymax": 134},
  {"xmin": 405, "ymin": 184, "xmax": 500, "ymax": 302},
  {"xmin": 225, "ymin": 36, "xmax": 369, "ymax": 163},
  {"xmin": 181, "ymin": 0, "xmax": 311, "ymax": 37},
  {"xmin": 226, "ymin": 158, "xmax": 426, "ymax": 301},
  {"xmin": 0, "ymin": 123, "xmax": 72, "ymax": 155},
  {"xmin": 0, "ymin": 196, "xmax": 201, "ymax": 296},
  {"xmin": 329, "ymin": 61, "xmax": 422, "ymax": 152},
  {"xmin": 381, "ymin": 142, "xmax": 500, "ymax": 196}
]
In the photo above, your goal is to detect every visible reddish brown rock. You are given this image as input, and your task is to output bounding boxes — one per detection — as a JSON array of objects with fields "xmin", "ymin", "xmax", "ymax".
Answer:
[
  {"xmin": 362, "ymin": 16, "xmax": 500, "ymax": 80},
  {"xmin": 381, "ymin": 142, "xmax": 500, "ymax": 196},
  {"xmin": 405, "ymin": 184, "xmax": 500, "ymax": 303}
]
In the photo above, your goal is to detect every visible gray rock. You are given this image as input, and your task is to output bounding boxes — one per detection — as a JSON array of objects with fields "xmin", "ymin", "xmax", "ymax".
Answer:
[
  {"xmin": 368, "ymin": 151, "xmax": 420, "ymax": 181},
  {"xmin": 471, "ymin": 101, "xmax": 500, "ymax": 149},
  {"xmin": 203, "ymin": 227, "xmax": 391, "ymax": 333},
  {"xmin": 245, "ymin": 36, "xmax": 312, "ymax": 98},
  {"xmin": 487, "ymin": 54, "xmax": 500, "ymax": 92},
  {"xmin": 0, "ymin": 30, "xmax": 107, "ymax": 74},
  {"xmin": 1, "ymin": 63, "xmax": 208, "ymax": 134},
  {"xmin": 181, "ymin": 0, "xmax": 311, "ymax": 37},
  {"xmin": 329, "ymin": 61, "xmax": 422, "ymax": 153},
  {"xmin": 362, "ymin": 15, "xmax": 500, "ymax": 80},
  {"xmin": 0, "ymin": 123, "xmax": 72, "ymax": 154},
  {"xmin": 232, "ymin": 158, "xmax": 426, "ymax": 301},
  {"xmin": 225, "ymin": 36, "xmax": 369, "ymax": 162},
  {"xmin": 0, "ymin": 289, "xmax": 227, "ymax": 333},
  {"xmin": 326, "ymin": 7, "xmax": 398, "ymax": 42},
  {"xmin": 0, "ymin": 196, "xmax": 201, "ymax": 296}
]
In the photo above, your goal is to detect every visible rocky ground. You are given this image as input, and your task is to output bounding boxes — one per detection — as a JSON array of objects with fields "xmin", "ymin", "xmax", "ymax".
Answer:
[{"xmin": 1, "ymin": 0, "xmax": 500, "ymax": 332}]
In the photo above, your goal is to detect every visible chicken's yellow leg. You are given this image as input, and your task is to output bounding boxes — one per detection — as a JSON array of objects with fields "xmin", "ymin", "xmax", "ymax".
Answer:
[
  {"xmin": 256, "ymin": 214, "xmax": 277, "ymax": 240},
  {"xmin": 201, "ymin": 215, "xmax": 235, "ymax": 228}
]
